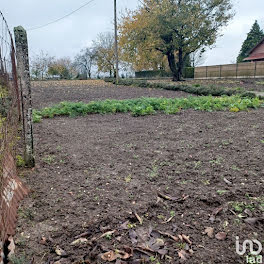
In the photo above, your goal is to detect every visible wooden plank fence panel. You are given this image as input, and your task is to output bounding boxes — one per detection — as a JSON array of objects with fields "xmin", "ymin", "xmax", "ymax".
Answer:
[{"xmin": 194, "ymin": 61, "xmax": 264, "ymax": 79}]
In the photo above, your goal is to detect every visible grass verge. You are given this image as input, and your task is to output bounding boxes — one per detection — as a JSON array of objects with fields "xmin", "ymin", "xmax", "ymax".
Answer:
[{"xmin": 33, "ymin": 96, "xmax": 263, "ymax": 123}]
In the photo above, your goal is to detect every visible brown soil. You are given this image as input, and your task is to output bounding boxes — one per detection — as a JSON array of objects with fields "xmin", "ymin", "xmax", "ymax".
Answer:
[
  {"xmin": 31, "ymin": 80, "xmax": 189, "ymax": 109},
  {"xmin": 14, "ymin": 80, "xmax": 264, "ymax": 264}
]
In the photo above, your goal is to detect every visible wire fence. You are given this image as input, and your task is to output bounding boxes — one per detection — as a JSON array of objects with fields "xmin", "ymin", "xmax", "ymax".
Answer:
[{"xmin": 0, "ymin": 11, "xmax": 28, "ymax": 263}]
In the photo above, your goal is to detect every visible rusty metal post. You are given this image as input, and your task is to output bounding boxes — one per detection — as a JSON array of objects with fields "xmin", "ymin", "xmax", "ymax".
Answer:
[{"xmin": 14, "ymin": 26, "xmax": 35, "ymax": 167}]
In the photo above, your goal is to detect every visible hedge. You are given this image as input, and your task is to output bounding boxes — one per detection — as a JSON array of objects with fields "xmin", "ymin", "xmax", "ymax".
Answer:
[
  {"xmin": 135, "ymin": 68, "xmax": 194, "ymax": 79},
  {"xmin": 106, "ymin": 79, "xmax": 259, "ymax": 98}
]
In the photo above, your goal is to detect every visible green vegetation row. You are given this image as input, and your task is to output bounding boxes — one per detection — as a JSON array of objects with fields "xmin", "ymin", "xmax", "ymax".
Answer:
[
  {"xmin": 105, "ymin": 78, "xmax": 260, "ymax": 98},
  {"xmin": 33, "ymin": 96, "xmax": 263, "ymax": 123}
]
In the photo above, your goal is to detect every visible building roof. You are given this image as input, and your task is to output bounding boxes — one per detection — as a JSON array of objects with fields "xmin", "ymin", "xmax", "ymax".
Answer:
[
  {"xmin": 244, "ymin": 37, "xmax": 264, "ymax": 61},
  {"xmin": 248, "ymin": 37, "xmax": 264, "ymax": 54},
  {"xmin": 244, "ymin": 52, "xmax": 264, "ymax": 61}
]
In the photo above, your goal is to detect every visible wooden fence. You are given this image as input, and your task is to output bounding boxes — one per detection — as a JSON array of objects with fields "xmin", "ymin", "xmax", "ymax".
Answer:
[{"xmin": 194, "ymin": 61, "xmax": 264, "ymax": 79}]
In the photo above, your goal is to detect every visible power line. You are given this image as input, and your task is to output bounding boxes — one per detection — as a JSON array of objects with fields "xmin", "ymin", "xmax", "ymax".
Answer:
[{"xmin": 27, "ymin": 0, "xmax": 96, "ymax": 31}]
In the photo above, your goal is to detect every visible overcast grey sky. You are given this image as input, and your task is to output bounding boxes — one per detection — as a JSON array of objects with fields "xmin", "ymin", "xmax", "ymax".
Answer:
[{"xmin": 1, "ymin": 0, "xmax": 264, "ymax": 66}]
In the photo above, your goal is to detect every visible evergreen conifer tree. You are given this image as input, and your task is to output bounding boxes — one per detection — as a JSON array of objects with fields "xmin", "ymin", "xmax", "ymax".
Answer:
[{"xmin": 237, "ymin": 21, "xmax": 264, "ymax": 62}]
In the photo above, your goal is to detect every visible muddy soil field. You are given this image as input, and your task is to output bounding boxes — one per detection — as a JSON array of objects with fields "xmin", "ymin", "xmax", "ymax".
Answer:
[
  {"xmin": 31, "ymin": 80, "xmax": 189, "ymax": 109},
  {"xmin": 14, "ymin": 80, "xmax": 263, "ymax": 264}
]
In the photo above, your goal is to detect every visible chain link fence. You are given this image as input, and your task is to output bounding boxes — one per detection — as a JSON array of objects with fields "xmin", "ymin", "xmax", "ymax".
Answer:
[{"xmin": 0, "ymin": 11, "xmax": 28, "ymax": 263}]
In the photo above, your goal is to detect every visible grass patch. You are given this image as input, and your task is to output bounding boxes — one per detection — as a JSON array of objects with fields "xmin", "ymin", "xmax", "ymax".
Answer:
[{"xmin": 33, "ymin": 96, "xmax": 263, "ymax": 123}]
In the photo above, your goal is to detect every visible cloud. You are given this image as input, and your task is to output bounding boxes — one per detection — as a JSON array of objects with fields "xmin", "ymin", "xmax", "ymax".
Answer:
[{"xmin": 1, "ymin": 0, "xmax": 264, "ymax": 66}]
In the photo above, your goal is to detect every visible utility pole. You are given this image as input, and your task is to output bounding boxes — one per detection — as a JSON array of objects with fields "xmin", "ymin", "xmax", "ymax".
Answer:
[{"xmin": 114, "ymin": 0, "xmax": 119, "ymax": 84}]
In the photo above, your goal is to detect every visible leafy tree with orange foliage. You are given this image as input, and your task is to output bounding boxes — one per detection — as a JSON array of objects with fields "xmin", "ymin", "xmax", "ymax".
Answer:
[
  {"xmin": 119, "ymin": 0, "xmax": 234, "ymax": 81},
  {"xmin": 48, "ymin": 57, "xmax": 76, "ymax": 79}
]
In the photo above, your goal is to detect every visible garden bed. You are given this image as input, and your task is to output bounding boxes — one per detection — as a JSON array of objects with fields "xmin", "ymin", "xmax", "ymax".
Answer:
[{"xmin": 13, "ymin": 80, "xmax": 264, "ymax": 264}]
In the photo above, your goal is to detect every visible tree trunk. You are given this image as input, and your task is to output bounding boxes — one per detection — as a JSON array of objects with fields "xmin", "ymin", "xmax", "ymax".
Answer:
[
  {"xmin": 167, "ymin": 51, "xmax": 179, "ymax": 81},
  {"xmin": 177, "ymin": 48, "xmax": 183, "ymax": 81}
]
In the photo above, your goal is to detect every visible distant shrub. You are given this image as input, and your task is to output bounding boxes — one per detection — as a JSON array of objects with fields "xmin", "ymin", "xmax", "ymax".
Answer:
[
  {"xmin": 240, "ymin": 91, "xmax": 257, "ymax": 98},
  {"xmin": 104, "ymin": 77, "xmax": 114, "ymax": 82}
]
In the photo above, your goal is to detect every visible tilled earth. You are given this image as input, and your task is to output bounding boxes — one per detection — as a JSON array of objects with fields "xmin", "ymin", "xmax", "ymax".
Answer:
[
  {"xmin": 14, "ymin": 80, "xmax": 264, "ymax": 264},
  {"xmin": 31, "ymin": 80, "xmax": 189, "ymax": 109}
]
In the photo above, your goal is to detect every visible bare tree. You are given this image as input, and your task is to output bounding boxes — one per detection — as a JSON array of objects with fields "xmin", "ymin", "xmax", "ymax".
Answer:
[
  {"xmin": 190, "ymin": 49, "xmax": 206, "ymax": 68},
  {"xmin": 74, "ymin": 48, "xmax": 96, "ymax": 79},
  {"xmin": 93, "ymin": 32, "xmax": 116, "ymax": 77},
  {"xmin": 30, "ymin": 50, "xmax": 54, "ymax": 80}
]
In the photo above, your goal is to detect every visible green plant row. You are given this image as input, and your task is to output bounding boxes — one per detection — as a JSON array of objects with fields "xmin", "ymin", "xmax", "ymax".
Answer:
[
  {"xmin": 33, "ymin": 96, "xmax": 263, "ymax": 123},
  {"xmin": 108, "ymin": 78, "xmax": 260, "ymax": 98}
]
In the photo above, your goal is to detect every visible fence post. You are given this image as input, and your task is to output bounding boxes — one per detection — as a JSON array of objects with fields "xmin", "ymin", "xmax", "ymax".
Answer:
[
  {"xmin": 254, "ymin": 61, "xmax": 257, "ymax": 79},
  {"xmin": 219, "ymin": 65, "xmax": 222, "ymax": 79},
  {"xmin": 236, "ymin": 63, "xmax": 238, "ymax": 79},
  {"xmin": 206, "ymin": 66, "xmax": 208, "ymax": 79},
  {"xmin": 14, "ymin": 26, "xmax": 35, "ymax": 167}
]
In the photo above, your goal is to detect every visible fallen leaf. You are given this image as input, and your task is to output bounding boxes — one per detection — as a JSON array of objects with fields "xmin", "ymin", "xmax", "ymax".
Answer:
[
  {"xmin": 182, "ymin": 234, "xmax": 192, "ymax": 245},
  {"xmin": 158, "ymin": 231, "xmax": 179, "ymax": 242},
  {"xmin": 120, "ymin": 221, "xmax": 130, "ymax": 230},
  {"xmin": 157, "ymin": 192, "xmax": 178, "ymax": 201},
  {"xmin": 71, "ymin": 238, "xmax": 88, "ymax": 246},
  {"xmin": 102, "ymin": 247, "xmax": 133, "ymax": 262},
  {"xmin": 223, "ymin": 178, "xmax": 232, "ymax": 185},
  {"xmin": 7, "ymin": 237, "xmax": 15, "ymax": 256},
  {"xmin": 244, "ymin": 217, "xmax": 264, "ymax": 225},
  {"xmin": 116, "ymin": 236, "xmax": 122, "ymax": 242},
  {"xmin": 74, "ymin": 231, "xmax": 92, "ymax": 239},
  {"xmin": 134, "ymin": 212, "xmax": 143, "ymax": 225},
  {"xmin": 55, "ymin": 246, "xmax": 68, "ymax": 257},
  {"xmin": 39, "ymin": 236, "xmax": 47, "ymax": 245},
  {"xmin": 134, "ymin": 247, "xmax": 153, "ymax": 257},
  {"xmin": 157, "ymin": 192, "xmax": 189, "ymax": 202},
  {"xmin": 209, "ymin": 207, "xmax": 223, "ymax": 223},
  {"xmin": 158, "ymin": 248, "xmax": 168, "ymax": 256},
  {"xmin": 172, "ymin": 224, "xmax": 178, "ymax": 232},
  {"xmin": 215, "ymin": 232, "xmax": 227, "ymax": 241},
  {"xmin": 100, "ymin": 230, "xmax": 116, "ymax": 238},
  {"xmin": 178, "ymin": 249, "xmax": 188, "ymax": 260},
  {"xmin": 102, "ymin": 251, "xmax": 118, "ymax": 261},
  {"xmin": 129, "ymin": 229, "xmax": 138, "ymax": 244},
  {"xmin": 244, "ymin": 209, "xmax": 252, "ymax": 217},
  {"xmin": 162, "ymin": 216, "xmax": 174, "ymax": 224},
  {"xmin": 204, "ymin": 227, "xmax": 214, "ymax": 238}
]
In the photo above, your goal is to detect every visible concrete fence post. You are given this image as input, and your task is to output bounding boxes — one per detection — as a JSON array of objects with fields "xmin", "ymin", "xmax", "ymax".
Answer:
[{"xmin": 14, "ymin": 26, "xmax": 35, "ymax": 167}]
